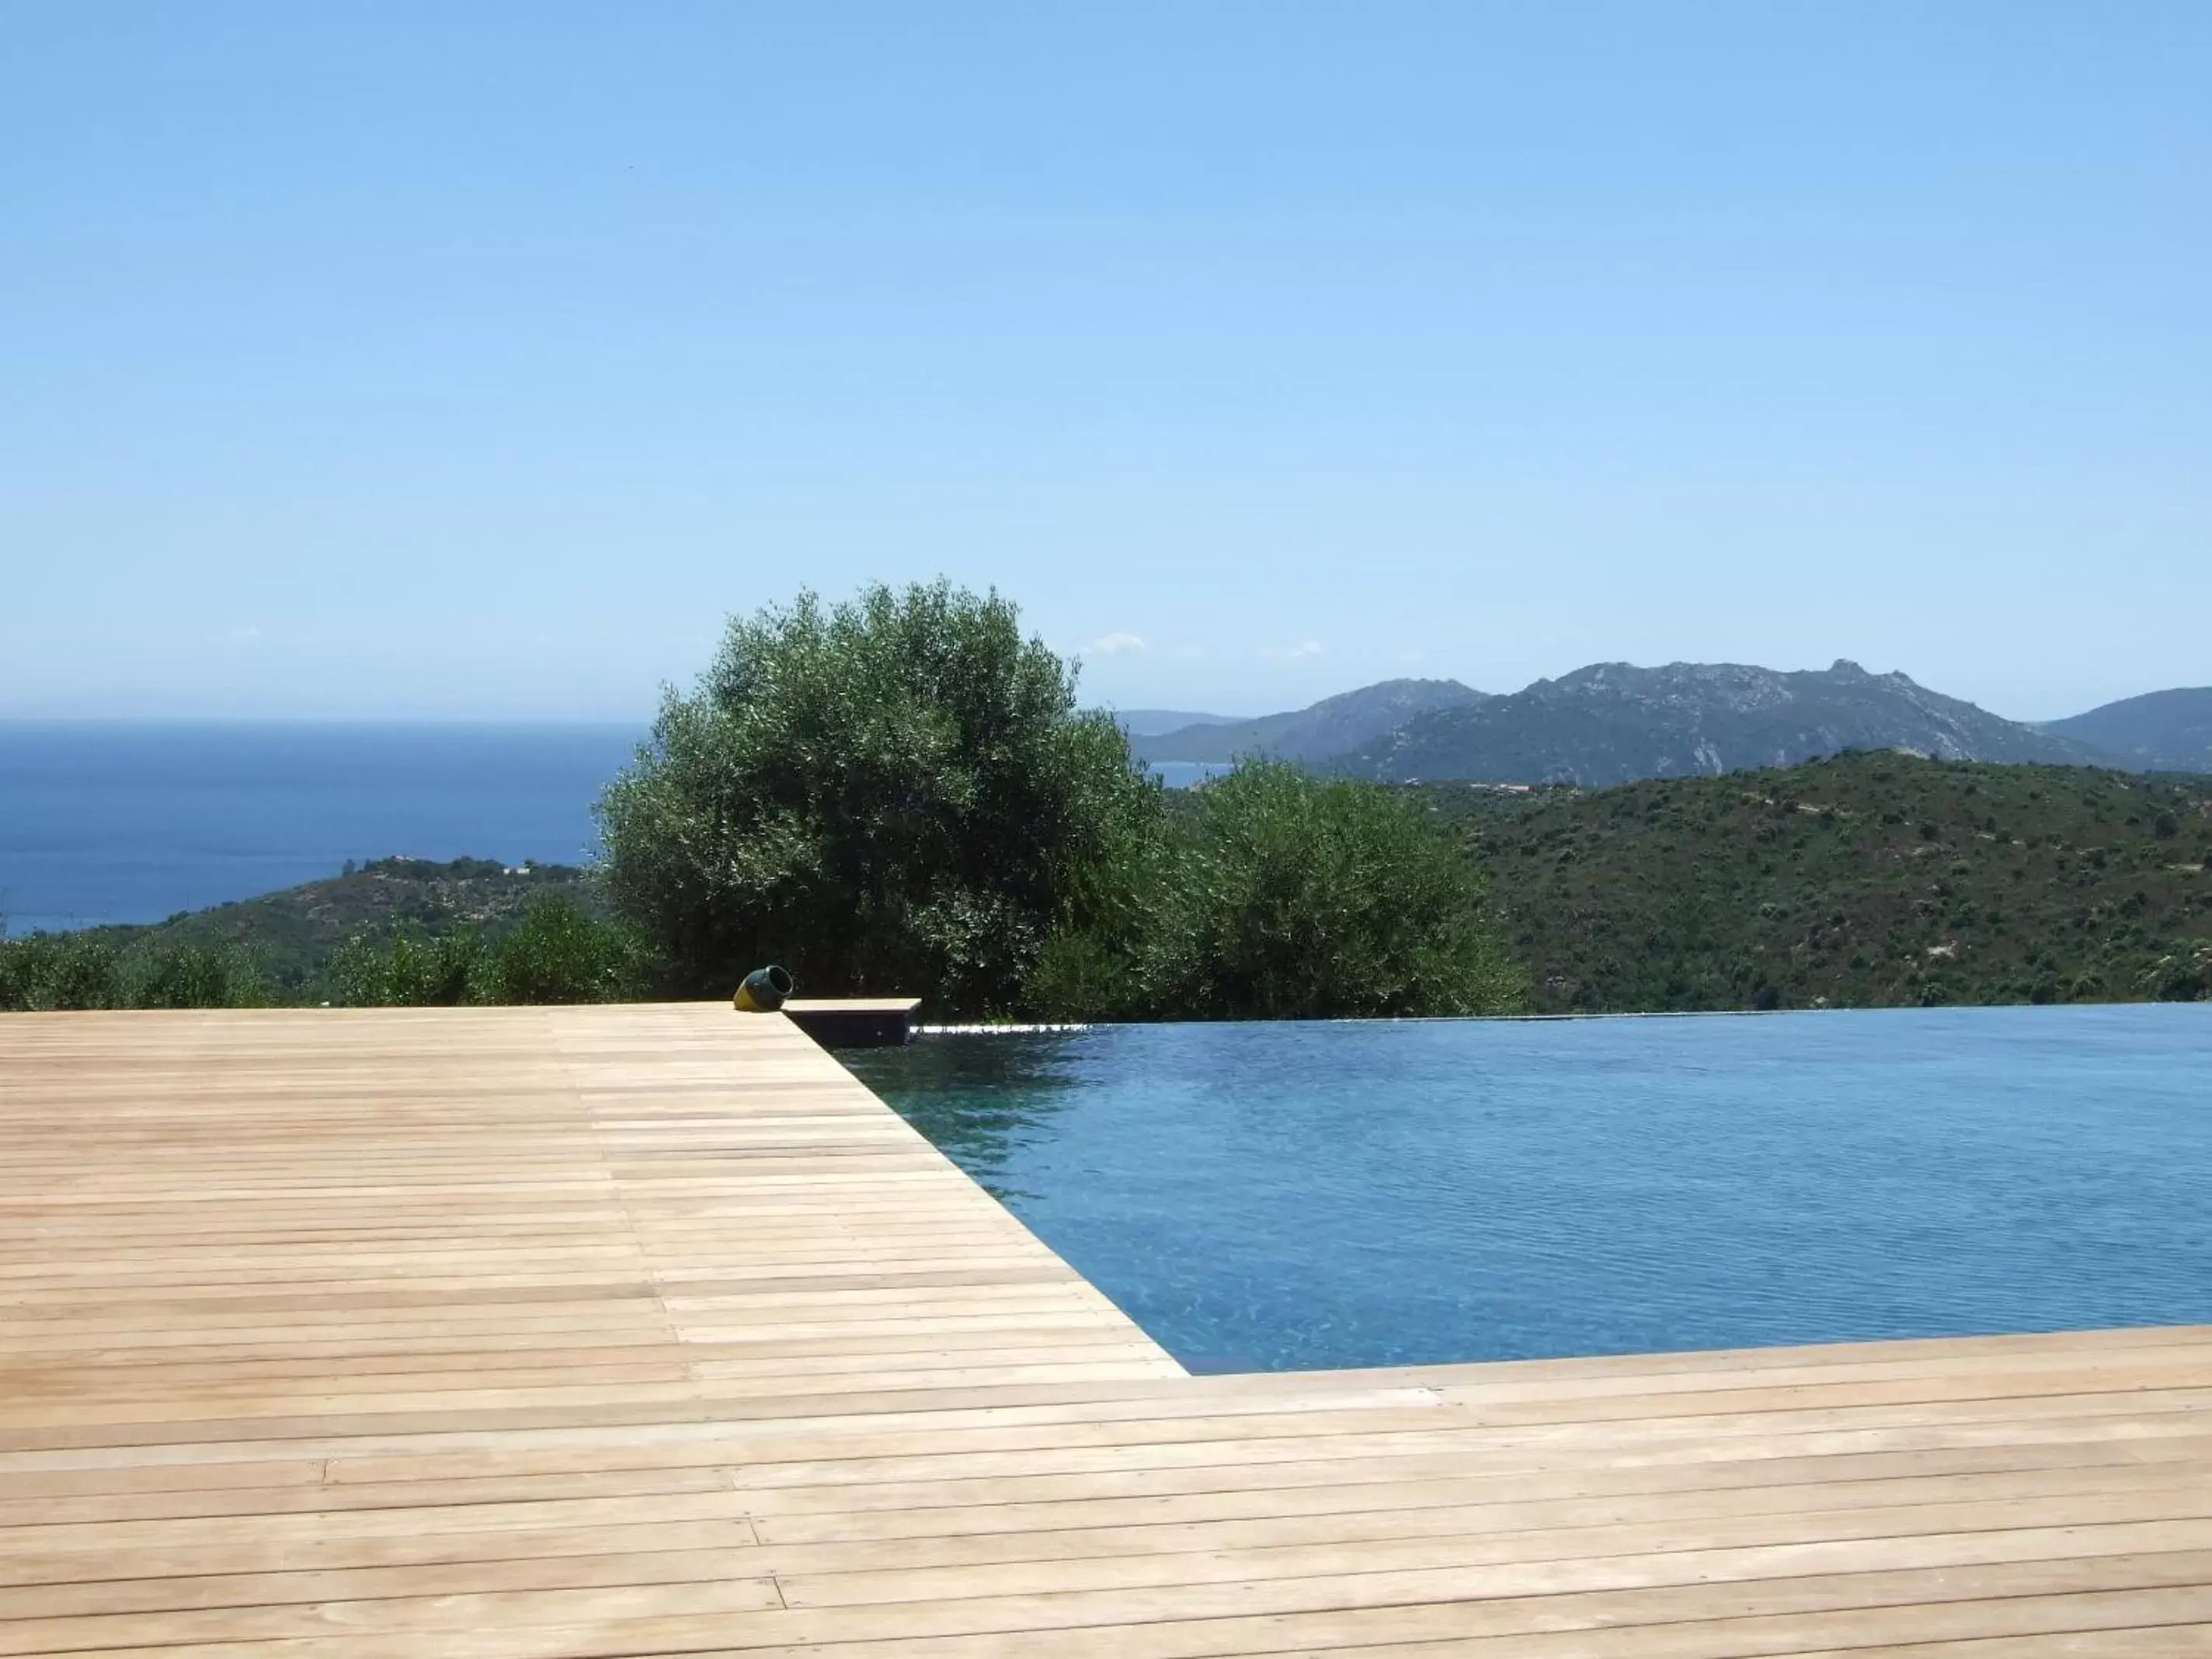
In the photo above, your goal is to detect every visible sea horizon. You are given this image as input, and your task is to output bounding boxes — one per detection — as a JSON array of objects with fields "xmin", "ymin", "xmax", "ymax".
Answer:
[
  {"xmin": 0, "ymin": 720, "xmax": 648, "ymax": 934},
  {"xmin": 0, "ymin": 719, "xmax": 1224, "ymax": 935}
]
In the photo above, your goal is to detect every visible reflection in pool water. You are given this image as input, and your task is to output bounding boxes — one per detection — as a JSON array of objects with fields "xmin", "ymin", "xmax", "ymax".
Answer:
[{"xmin": 842, "ymin": 1005, "xmax": 2212, "ymax": 1373}]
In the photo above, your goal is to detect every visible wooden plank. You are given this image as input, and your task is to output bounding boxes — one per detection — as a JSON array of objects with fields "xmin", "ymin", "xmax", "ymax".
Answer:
[{"xmin": 0, "ymin": 1002, "xmax": 2205, "ymax": 1654}]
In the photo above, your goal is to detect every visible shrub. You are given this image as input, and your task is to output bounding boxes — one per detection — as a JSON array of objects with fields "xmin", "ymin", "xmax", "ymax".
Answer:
[
  {"xmin": 326, "ymin": 901, "xmax": 644, "ymax": 1007},
  {"xmin": 0, "ymin": 934, "xmax": 123, "ymax": 1010},
  {"xmin": 329, "ymin": 930, "xmax": 483, "ymax": 1007},
  {"xmin": 471, "ymin": 897, "xmax": 644, "ymax": 1004},
  {"xmin": 2141, "ymin": 940, "xmax": 2212, "ymax": 1002},
  {"xmin": 119, "ymin": 943, "xmax": 271, "ymax": 1009},
  {"xmin": 0, "ymin": 934, "xmax": 268, "ymax": 1010},
  {"xmin": 1033, "ymin": 760, "xmax": 1524, "ymax": 1021}
]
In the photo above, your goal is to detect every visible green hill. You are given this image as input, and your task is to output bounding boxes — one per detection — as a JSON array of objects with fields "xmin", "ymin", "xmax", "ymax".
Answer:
[
  {"xmin": 1421, "ymin": 752, "xmax": 2212, "ymax": 1013},
  {"xmin": 67, "ymin": 857, "xmax": 598, "ymax": 994},
  {"xmin": 13, "ymin": 757, "xmax": 2210, "ymax": 1016}
]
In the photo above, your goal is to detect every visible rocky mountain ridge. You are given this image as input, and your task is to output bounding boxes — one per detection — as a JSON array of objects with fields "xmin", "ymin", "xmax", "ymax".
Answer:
[
  {"xmin": 1127, "ymin": 663, "xmax": 2207, "ymax": 785},
  {"xmin": 1339, "ymin": 660, "xmax": 2106, "ymax": 785},
  {"xmin": 1129, "ymin": 677, "xmax": 1487, "ymax": 764}
]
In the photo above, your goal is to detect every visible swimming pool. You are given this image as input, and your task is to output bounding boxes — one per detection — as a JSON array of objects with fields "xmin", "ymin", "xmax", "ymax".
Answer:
[{"xmin": 843, "ymin": 1005, "xmax": 2212, "ymax": 1372}]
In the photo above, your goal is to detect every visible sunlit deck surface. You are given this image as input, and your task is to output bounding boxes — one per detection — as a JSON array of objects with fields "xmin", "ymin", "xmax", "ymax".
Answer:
[{"xmin": 2, "ymin": 1004, "xmax": 2208, "ymax": 1657}]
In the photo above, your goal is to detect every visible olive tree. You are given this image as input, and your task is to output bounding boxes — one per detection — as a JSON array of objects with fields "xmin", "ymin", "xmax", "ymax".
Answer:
[{"xmin": 597, "ymin": 581, "xmax": 1157, "ymax": 1014}]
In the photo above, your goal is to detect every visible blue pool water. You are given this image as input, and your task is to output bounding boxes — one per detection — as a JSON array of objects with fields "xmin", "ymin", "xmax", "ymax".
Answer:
[{"xmin": 843, "ymin": 1005, "xmax": 2212, "ymax": 1372}]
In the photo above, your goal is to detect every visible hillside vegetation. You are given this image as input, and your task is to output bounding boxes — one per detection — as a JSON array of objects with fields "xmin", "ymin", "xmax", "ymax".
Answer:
[
  {"xmin": 9, "ymin": 593, "xmax": 2208, "ymax": 1022},
  {"xmin": 100, "ymin": 857, "xmax": 596, "ymax": 989},
  {"xmin": 1431, "ymin": 753, "xmax": 2212, "ymax": 1013},
  {"xmin": 0, "ymin": 858, "xmax": 613, "ymax": 1010},
  {"xmin": 12, "ymin": 754, "xmax": 2207, "ymax": 1017}
]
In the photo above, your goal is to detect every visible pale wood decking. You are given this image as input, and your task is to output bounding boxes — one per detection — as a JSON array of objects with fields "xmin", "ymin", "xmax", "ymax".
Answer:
[{"xmin": 1, "ymin": 1003, "xmax": 2207, "ymax": 1656}]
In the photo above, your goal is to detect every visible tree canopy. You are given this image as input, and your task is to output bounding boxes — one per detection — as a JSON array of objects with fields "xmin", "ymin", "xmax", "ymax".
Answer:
[
  {"xmin": 597, "ymin": 581, "xmax": 1156, "ymax": 1014},
  {"xmin": 0, "ymin": 582, "xmax": 1534, "ymax": 1021},
  {"xmin": 1030, "ymin": 760, "xmax": 1525, "ymax": 1020},
  {"xmin": 596, "ymin": 579, "xmax": 1524, "ymax": 1021}
]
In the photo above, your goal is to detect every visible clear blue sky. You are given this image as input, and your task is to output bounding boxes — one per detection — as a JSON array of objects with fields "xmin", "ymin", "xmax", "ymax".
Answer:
[{"xmin": 4, "ymin": 2, "xmax": 2206, "ymax": 723}]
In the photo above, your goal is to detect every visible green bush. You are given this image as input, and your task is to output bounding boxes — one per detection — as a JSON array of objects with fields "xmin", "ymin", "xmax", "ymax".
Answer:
[
  {"xmin": 120, "ymin": 943, "xmax": 271, "ymax": 1009},
  {"xmin": 471, "ymin": 897, "xmax": 645, "ymax": 1004},
  {"xmin": 0, "ymin": 934, "xmax": 123, "ymax": 1010},
  {"xmin": 0, "ymin": 934, "xmax": 269, "ymax": 1010},
  {"xmin": 329, "ymin": 930, "xmax": 484, "ymax": 1007},
  {"xmin": 326, "ymin": 899, "xmax": 644, "ymax": 1007},
  {"xmin": 598, "ymin": 580, "xmax": 1158, "ymax": 1015},
  {"xmin": 2141, "ymin": 940, "xmax": 2212, "ymax": 1002},
  {"xmin": 1031, "ymin": 760, "xmax": 1524, "ymax": 1021}
]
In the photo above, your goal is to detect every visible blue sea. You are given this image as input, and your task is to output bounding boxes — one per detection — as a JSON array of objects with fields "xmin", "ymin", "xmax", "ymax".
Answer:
[
  {"xmin": 1146, "ymin": 760, "xmax": 1235, "ymax": 789},
  {"xmin": 846, "ymin": 1007, "xmax": 2212, "ymax": 1372},
  {"xmin": 0, "ymin": 722, "xmax": 1225, "ymax": 934},
  {"xmin": 0, "ymin": 722, "xmax": 645, "ymax": 934}
]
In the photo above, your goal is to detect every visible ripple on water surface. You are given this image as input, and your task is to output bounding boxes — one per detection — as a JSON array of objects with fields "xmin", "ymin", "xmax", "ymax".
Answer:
[{"xmin": 843, "ymin": 1004, "xmax": 2212, "ymax": 1372}]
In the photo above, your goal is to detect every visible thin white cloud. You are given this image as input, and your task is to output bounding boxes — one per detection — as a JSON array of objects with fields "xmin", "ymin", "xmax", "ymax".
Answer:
[
  {"xmin": 1083, "ymin": 631, "xmax": 1146, "ymax": 658},
  {"xmin": 1262, "ymin": 639, "xmax": 1324, "ymax": 661},
  {"xmin": 230, "ymin": 625, "xmax": 261, "ymax": 643}
]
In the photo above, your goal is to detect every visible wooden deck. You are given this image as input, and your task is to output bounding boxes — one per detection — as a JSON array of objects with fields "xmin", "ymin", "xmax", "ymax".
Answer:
[{"xmin": 2, "ymin": 1003, "xmax": 2207, "ymax": 1656}]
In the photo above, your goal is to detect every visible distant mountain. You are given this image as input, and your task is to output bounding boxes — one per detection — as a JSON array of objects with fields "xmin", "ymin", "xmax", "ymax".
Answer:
[
  {"xmin": 1132, "ymin": 678, "xmax": 1490, "ymax": 765},
  {"xmin": 1334, "ymin": 660, "xmax": 2107, "ymax": 785},
  {"xmin": 1110, "ymin": 708, "xmax": 1243, "ymax": 738},
  {"xmin": 2041, "ymin": 687, "xmax": 2212, "ymax": 774}
]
